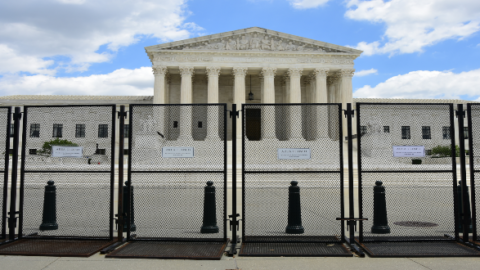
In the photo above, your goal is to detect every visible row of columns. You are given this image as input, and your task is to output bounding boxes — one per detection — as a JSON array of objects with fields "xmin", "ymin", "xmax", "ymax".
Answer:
[{"xmin": 152, "ymin": 66, "xmax": 354, "ymax": 140}]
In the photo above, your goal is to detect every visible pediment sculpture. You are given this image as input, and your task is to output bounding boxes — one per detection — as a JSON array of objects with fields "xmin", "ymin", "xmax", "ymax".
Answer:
[{"xmin": 163, "ymin": 33, "xmax": 341, "ymax": 53}]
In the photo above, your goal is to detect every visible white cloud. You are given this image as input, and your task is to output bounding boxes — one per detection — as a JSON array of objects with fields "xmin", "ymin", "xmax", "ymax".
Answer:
[
  {"xmin": 353, "ymin": 69, "xmax": 480, "ymax": 100},
  {"xmin": 346, "ymin": 0, "xmax": 480, "ymax": 55},
  {"xmin": 288, "ymin": 0, "xmax": 330, "ymax": 9},
  {"xmin": 0, "ymin": 67, "xmax": 153, "ymax": 96},
  {"xmin": 0, "ymin": 0, "xmax": 199, "ymax": 74},
  {"xmin": 0, "ymin": 45, "xmax": 55, "ymax": 75},
  {"xmin": 354, "ymin": 68, "xmax": 378, "ymax": 77}
]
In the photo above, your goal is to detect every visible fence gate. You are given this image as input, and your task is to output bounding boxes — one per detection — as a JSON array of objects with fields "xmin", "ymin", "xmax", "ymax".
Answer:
[
  {"xmin": 0, "ymin": 107, "xmax": 11, "ymax": 243},
  {"xmin": 0, "ymin": 105, "xmax": 116, "ymax": 257},
  {"xmin": 355, "ymin": 103, "xmax": 480, "ymax": 257},
  {"xmin": 468, "ymin": 103, "xmax": 480, "ymax": 246},
  {"xmin": 239, "ymin": 103, "xmax": 351, "ymax": 257},
  {"xmin": 107, "ymin": 104, "xmax": 228, "ymax": 260}
]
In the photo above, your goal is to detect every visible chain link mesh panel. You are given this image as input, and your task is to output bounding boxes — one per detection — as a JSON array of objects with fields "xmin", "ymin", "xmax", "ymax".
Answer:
[
  {"xmin": 128, "ymin": 104, "xmax": 226, "ymax": 240},
  {"xmin": 21, "ymin": 105, "xmax": 115, "ymax": 239},
  {"xmin": 468, "ymin": 104, "xmax": 480, "ymax": 241},
  {"xmin": 242, "ymin": 104, "xmax": 343, "ymax": 243},
  {"xmin": 357, "ymin": 103, "xmax": 456, "ymax": 242},
  {"xmin": 0, "ymin": 107, "xmax": 10, "ymax": 240}
]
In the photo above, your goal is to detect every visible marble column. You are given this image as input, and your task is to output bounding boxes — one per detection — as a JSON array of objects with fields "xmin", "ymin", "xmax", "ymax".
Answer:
[
  {"xmin": 261, "ymin": 67, "xmax": 277, "ymax": 140},
  {"xmin": 339, "ymin": 69, "xmax": 355, "ymax": 136},
  {"xmin": 153, "ymin": 66, "xmax": 168, "ymax": 104},
  {"xmin": 179, "ymin": 66, "xmax": 195, "ymax": 140},
  {"xmin": 233, "ymin": 67, "xmax": 248, "ymax": 143},
  {"xmin": 313, "ymin": 68, "xmax": 329, "ymax": 139},
  {"xmin": 206, "ymin": 67, "xmax": 221, "ymax": 140},
  {"xmin": 287, "ymin": 68, "xmax": 303, "ymax": 140}
]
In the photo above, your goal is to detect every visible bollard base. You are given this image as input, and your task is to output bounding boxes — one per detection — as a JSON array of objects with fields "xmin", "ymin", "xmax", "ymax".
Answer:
[
  {"xmin": 201, "ymin": 225, "xmax": 219, "ymax": 234},
  {"xmin": 39, "ymin": 223, "xmax": 58, "ymax": 231},
  {"xmin": 285, "ymin": 225, "xmax": 304, "ymax": 234},
  {"xmin": 371, "ymin": 225, "xmax": 390, "ymax": 234}
]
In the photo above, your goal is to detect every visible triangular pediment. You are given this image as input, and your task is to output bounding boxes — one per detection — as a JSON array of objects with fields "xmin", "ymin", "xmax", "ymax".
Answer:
[{"xmin": 145, "ymin": 27, "xmax": 362, "ymax": 54}]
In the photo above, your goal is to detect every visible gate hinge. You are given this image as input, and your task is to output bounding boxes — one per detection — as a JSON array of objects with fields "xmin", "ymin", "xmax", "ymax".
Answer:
[
  {"xmin": 229, "ymin": 110, "xmax": 240, "ymax": 118},
  {"xmin": 118, "ymin": 111, "xmax": 128, "ymax": 119},
  {"xmin": 343, "ymin": 109, "xmax": 354, "ymax": 118},
  {"xmin": 228, "ymin": 213, "xmax": 241, "ymax": 231},
  {"xmin": 8, "ymin": 211, "xmax": 19, "ymax": 228},
  {"xmin": 455, "ymin": 110, "xmax": 465, "ymax": 118},
  {"xmin": 13, "ymin": 112, "xmax": 22, "ymax": 121}
]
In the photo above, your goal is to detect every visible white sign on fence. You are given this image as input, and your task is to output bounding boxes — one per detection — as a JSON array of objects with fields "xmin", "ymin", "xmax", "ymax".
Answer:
[
  {"xmin": 393, "ymin": 146, "xmax": 425, "ymax": 157},
  {"xmin": 162, "ymin": 147, "xmax": 195, "ymax": 158},
  {"xmin": 51, "ymin": 146, "xmax": 83, "ymax": 158},
  {"xmin": 278, "ymin": 148, "xmax": 311, "ymax": 160}
]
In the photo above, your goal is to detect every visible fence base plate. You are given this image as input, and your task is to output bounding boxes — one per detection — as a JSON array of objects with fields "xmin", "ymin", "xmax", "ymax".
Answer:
[
  {"xmin": 0, "ymin": 239, "xmax": 115, "ymax": 257},
  {"xmin": 239, "ymin": 242, "xmax": 352, "ymax": 257},
  {"xmin": 106, "ymin": 241, "xmax": 228, "ymax": 260},
  {"xmin": 355, "ymin": 239, "xmax": 480, "ymax": 257}
]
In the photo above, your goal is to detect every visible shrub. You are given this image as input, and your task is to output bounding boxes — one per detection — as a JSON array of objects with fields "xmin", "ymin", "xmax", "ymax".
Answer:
[
  {"xmin": 431, "ymin": 145, "xmax": 460, "ymax": 157},
  {"xmin": 38, "ymin": 138, "xmax": 78, "ymax": 155}
]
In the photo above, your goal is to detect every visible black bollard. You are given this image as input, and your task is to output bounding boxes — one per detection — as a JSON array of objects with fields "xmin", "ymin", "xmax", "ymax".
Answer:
[
  {"xmin": 286, "ymin": 181, "xmax": 304, "ymax": 234},
  {"xmin": 456, "ymin": 181, "xmax": 472, "ymax": 233},
  {"xmin": 123, "ymin": 181, "xmax": 136, "ymax": 232},
  {"xmin": 39, "ymin": 180, "xmax": 58, "ymax": 231},
  {"xmin": 201, "ymin": 181, "xmax": 219, "ymax": 233},
  {"xmin": 371, "ymin": 181, "xmax": 390, "ymax": 234}
]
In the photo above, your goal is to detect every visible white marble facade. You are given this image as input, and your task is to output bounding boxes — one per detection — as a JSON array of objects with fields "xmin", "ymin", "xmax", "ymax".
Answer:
[{"xmin": 146, "ymin": 27, "xmax": 361, "ymax": 139}]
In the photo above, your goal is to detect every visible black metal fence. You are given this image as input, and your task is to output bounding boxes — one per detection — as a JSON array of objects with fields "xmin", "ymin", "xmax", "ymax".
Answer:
[
  {"xmin": 0, "ymin": 107, "xmax": 11, "ymax": 241},
  {"xmin": 357, "ymin": 103, "xmax": 458, "ymax": 242},
  {"xmin": 125, "ymin": 104, "xmax": 227, "ymax": 241},
  {"xmin": 240, "ymin": 104, "xmax": 349, "ymax": 256},
  {"xmin": 468, "ymin": 103, "xmax": 480, "ymax": 244},
  {"xmin": 18, "ymin": 105, "xmax": 116, "ymax": 240}
]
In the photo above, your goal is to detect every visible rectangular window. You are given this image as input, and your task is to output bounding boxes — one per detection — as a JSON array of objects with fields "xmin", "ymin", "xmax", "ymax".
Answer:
[
  {"xmin": 198, "ymin": 121, "xmax": 203, "ymax": 128},
  {"xmin": 124, "ymin": 149, "xmax": 129, "ymax": 155},
  {"xmin": 360, "ymin": 126, "xmax": 367, "ymax": 136},
  {"xmin": 383, "ymin": 126, "xmax": 390, "ymax": 133},
  {"xmin": 422, "ymin": 126, "xmax": 431, "ymax": 139},
  {"xmin": 123, "ymin": 124, "xmax": 129, "ymax": 138},
  {"xmin": 442, "ymin": 126, "xmax": 451, "ymax": 140},
  {"xmin": 53, "ymin": 124, "xmax": 63, "ymax": 138},
  {"xmin": 10, "ymin": 124, "xmax": 14, "ymax": 137},
  {"xmin": 401, "ymin": 126, "xmax": 411, "ymax": 139},
  {"xmin": 426, "ymin": 149, "xmax": 432, "ymax": 155},
  {"xmin": 29, "ymin": 149, "xmax": 37, "ymax": 155},
  {"xmin": 173, "ymin": 121, "xmax": 178, "ymax": 128},
  {"xmin": 464, "ymin": 127, "xmax": 469, "ymax": 140},
  {"xmin": 30, "ymin": 123, "xmax": 40, "ymax": 138},
  {"xmin": 75, "ymin": 124, "xmax": 85, "ymax": 138},
  {"xmin": 97, "ymin": 149, "xmax": 106, "ymax": 155},
  {"xmin": 98, "ymin": 124, "xmax": 108, "ymax": 138}
]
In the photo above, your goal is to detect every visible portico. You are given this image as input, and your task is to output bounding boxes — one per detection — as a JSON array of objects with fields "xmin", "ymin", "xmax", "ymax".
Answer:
[{"xmin": 146, "ymin": 27, "xmax": 361, "ymax": 141}]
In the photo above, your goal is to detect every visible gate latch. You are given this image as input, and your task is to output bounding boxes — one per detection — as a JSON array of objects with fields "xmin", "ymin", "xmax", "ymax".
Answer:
[
  {"xmin": 336, "ymin": 217, "xmax": 368, "ymax": 232},
  {"xmin": 228, "ymin": 213, "xmax": 241, "ymax": 231},
  {"xmin": 229, "ymin": 110, "xmax": 239, "ymax": 118},
  {"xmin": 118, "ymin": 111, "xmax": 128, "ymax": 119},
  {"xmin": 343, "ymin": 109, "xmax": 355, "ymax": 118},
  {"xmin": 8, "ymin": 211, "xmax": 20, "ymax": 228}
]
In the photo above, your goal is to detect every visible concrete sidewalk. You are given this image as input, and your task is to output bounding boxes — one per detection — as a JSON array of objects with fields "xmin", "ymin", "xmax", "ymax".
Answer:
[{"xmin": 2, "ymin": 252, "xmax": 480, "ymax": 270}]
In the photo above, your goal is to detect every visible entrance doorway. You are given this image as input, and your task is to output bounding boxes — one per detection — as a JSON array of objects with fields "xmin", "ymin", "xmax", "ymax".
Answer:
[{"xmin": 245, "ymin": 108, "xmax": 261, "ymax": 141}]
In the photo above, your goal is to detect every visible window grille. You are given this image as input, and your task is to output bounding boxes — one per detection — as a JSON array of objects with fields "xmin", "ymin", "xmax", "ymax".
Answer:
[
  {"xmin": 98, "ymin": 124, "xmax": 108, "ymax": 138},
  {"xmin": 422, "ymin": 126, "xmax": 431, "ymax": 139},
  {"xmin": 383, "ymin": 126, "xmax": 390, "ymax": 133},
  {"xmin": 53, "ymin": 124, "xmax": 63, "ymax": 138},
  {"xmin": 124, "ymin": 124, "xmax": 129, "ymax": 138},
  {"xmin": 360, "ymin": 125, "xmax": 367, "ymax": 136},
  {"xmin": 442, "ymin": 126, "xmax": 451, "ymax": 140},
  {"xmin": 30, "ymin": 123, "xmax": 40, "ymax": 138},
  {"xmin": 75, "ymin": 124, "xmax": 85, "ymax": 138},
  {"xmin": 464, "ymin": 127, "xmax": 469, "ymax": 139},
  {"xmin": 401, "ymin": 126, "xmax": 410, "ymax": 139}
]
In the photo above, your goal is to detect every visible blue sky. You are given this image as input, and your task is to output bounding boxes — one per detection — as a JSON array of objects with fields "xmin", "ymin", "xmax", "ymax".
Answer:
[{"xmin": 0, "ymin": 0, "xmax": 479, "ymax": 100}]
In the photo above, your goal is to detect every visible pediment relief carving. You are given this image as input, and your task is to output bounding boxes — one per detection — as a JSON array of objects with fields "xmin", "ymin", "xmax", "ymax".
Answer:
[{"xmin": 161, "ymin": 33, "xmax": 345, "ymax": 53}]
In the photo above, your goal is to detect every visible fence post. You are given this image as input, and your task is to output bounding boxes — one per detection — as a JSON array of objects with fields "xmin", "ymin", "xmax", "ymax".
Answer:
[
  {"xmin": 227, "ymin": 104, "xmax": 239, "ymax": 256},
  {"xmin": 457, "ymin": 104, "xmax": 470, "ymax": 242},
  {"xmin": 8, "ymin": 107, "xmax": 21, "ymax": 240},
  {"xmin": 117, "ymin": 105, "xmax": 126, "ymax": 241}
]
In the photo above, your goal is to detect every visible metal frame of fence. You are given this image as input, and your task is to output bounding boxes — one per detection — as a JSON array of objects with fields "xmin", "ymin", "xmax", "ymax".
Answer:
[
  {"xmin": 239, "ymin": 103, "xmax": 351, "ymax": 257},
  {"xmin": 467, "ymin": 103, "xmax": 479, "ymax": 245},
  {"xmin": 354, "ymin": 102, "xmax": 480, "ymax": 257},
  {"xmin": 0, "ymin": 107, "xmax": 11, "ymax": 242}
]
